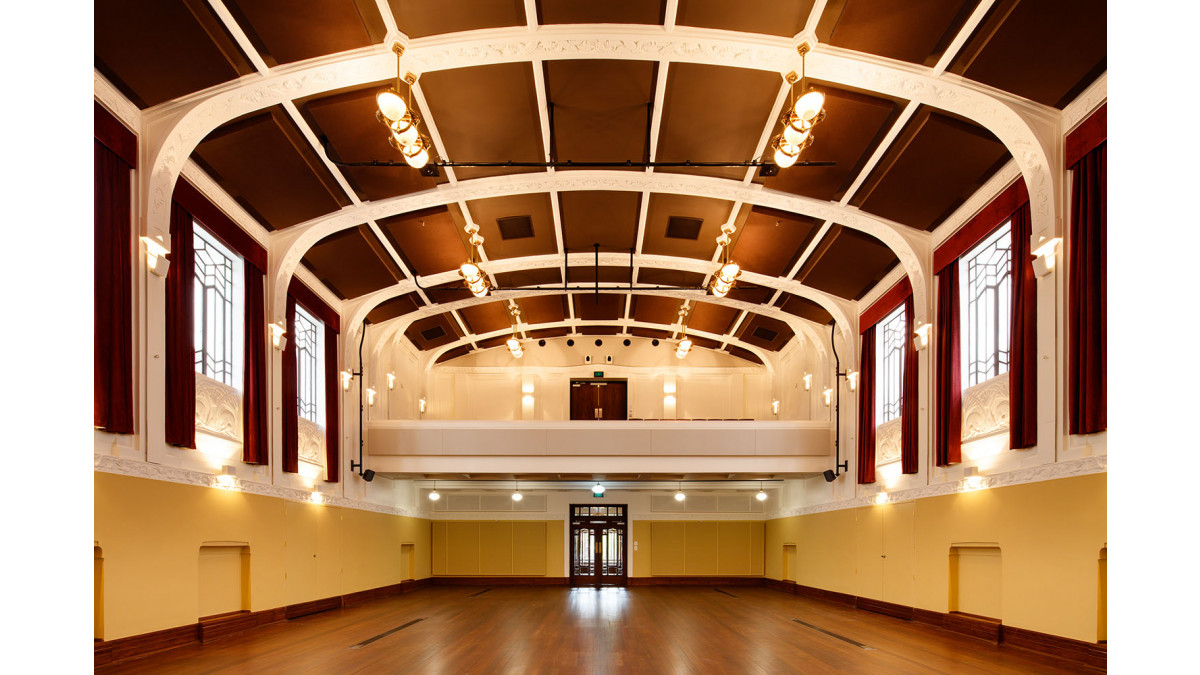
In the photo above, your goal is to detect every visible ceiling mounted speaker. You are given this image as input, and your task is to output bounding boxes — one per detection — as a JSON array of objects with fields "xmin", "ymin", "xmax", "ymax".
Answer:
[
  {"xmin": 623, "ymin": 339, "xmax": 631, "ymax": 347},
  {"xmin": 584, "ymin": 355, "xmax": 592, "ymax": 364},
  {"xmin": 605, "ymin": 355, "xmax": 613, "ymax": 364},
  {"xmin": 823, "ymin": 470, "xmax": 836, "ymax": 483},
  {"xmin": 595, "ymin": 339, "xmax": 603, "ymax": 347},
  {"xmin": 652, "ymin": 339, "xmax": 660, "ymax": 346},
  {"xmin": 567, "ymin": 339, "xmax": 575, "ymax": 347},
  {"xmin": 363, "ymin": 469, "xmax": 376, "ymax": 482},
  {"xmin": 538, "ymin": 339, "xmax": 546, "ymax": 347}
]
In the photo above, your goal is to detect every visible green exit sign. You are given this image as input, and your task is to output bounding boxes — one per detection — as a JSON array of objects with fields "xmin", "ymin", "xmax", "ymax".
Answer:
[{"xmin": 594, "ymin": 371, "xmax": 604, "ymax": 378}]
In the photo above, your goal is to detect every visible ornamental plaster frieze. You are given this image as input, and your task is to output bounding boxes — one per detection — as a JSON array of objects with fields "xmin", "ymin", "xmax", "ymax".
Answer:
[
  {"xmin": 94, "ymin": 453, "xmax": 428, "ymax": 519},
  {"xmin": 875, "ymin": 418, "xmax": 902, "ymax": 465},
  {"xmin": 195, "ymin": 374, "xmax": 242, "ymax": 442},
  {"xmin": 297, "ymin": 417, "xmax": 325, "ymax": 464},
  {"xmin": 962, "ymin": 373, "xmax": 1010, "ymax": 442},
  {"xmin": 765, "ymin": 455, "xmax": 1107, "ymax": 520}
]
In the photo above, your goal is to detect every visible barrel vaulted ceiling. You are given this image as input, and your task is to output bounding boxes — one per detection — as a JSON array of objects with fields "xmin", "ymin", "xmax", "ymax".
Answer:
[{"xmin": 95, "ymin": 0, "xmax": 1106, "ymax": 366}]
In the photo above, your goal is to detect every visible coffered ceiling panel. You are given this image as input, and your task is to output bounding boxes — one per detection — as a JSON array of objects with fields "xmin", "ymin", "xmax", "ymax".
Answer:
[
  {"xmin": 538, "ymin": 0, "xmax": 665, "ymax": 25},
  {"xmin": 301, "ymin": 226, "xmax": 401, "ymax": 300},
  {"xmin": 655, "ymin": 63, "xmax": 782, "ymax": 180},
  {"xmin": 775, "ymin": 293, "xmax": 835, "ymax": 326},
  {"xmin": 567, "ymin": 267, "xmax": 635, "ymax": 284},
  {"xmin": 528, "ymin": 327, "xmax": 572, "ymax": 339},
  {"xmin": 725, "ymin": 345, "xmax": 764, "ymax": 365},
  {"xmin": 192, "ymin": 107, "xmax": 351, "ymax": 230},
  {"xmin": 735, "ymin": 314, "xmax": 794, "ymax": 351},
  {"xmin": 560, "ymin": 192, "xmax": 641, "ymax": 253},
  {"xmin": 757, "ymin": 84, "xmax": 905, "ymax": 202},
  {"xmin": 948, "ymin": 0, "xmax": 1106, "ymax": 108},
  {"xmin": 545, "ymin": 60, "xmax": 656, "ymax": 169},
  {"xmin": 377, "ymin": 207, "xmax": 468, "ymax": 276},
  {"xmin": 629, "ymin": 327, "xmax": 673, "ymax": 340},
  {"xmin": 298, "ymin": 85, "xmax": 445, "ymax": 201},
  {"xmin": 224, "ymin": 0, "xmax": 386, "ymax": 66},
  {"xmin": 465, "ymin": 194, "xmax": 558, "ymax": 260},
  {"xmin": 573, "ymin": 294, "xmax": 626, "ymax": 322},
  {"xmin": 518, "ymin": 295, "xmax": 569, "ymax": 325},
  {"xmin": 819, "ymin": 0, "xmax": 977, "ymax": 66},
  {"xmin": 579, "ymin": 326, "xmax": 623, "ymax": 336},
  {"xmin": 95, "ymin": 0, "xmax": 254, "ymax": 108},
  {"xmin": 405, "ymin": 313, "xmax": 464, "ymax": 350},
  {"xmin": 460, "ymin": 301, "xmax": 515, "ymax": 335},
  {"xmin": 387, "ymin": 0, "xmax": 525, "ymax": 38},
  {"xmin": 495, "ymin": 269, "xmax": 562, "ymax": 289},
  {"xmin": 366, "ymin": 293, "xmax": 422, "ymax": 325},
  {"xmin": 641, "ymin": 193, "xmax": 735, "ymax": 260},
  {"xmin": 436, "ymin": 345, "xmax": 471, "ymax": 363},
  {"xmin": 851, "ymin": 108, "xmax": 1010, "ymax": 231},
  {"xmin": 632, "ymin": 295, "xmax": 684, "ymax": 327},
  {"xmin": 731, "ymin": 207, "xmax": 822, "ymax": 278},
  {"xmin": 725, "ymin": 285, "xmax": 774, "ymax": 305},
  {"xmin": 676, "ymin": 0, "xmax": 814, "ymax": 37},
  {"xmin": 636, "ymin": 269, "xmax": 707, "ymax": 288},
  {"xmin": 796, "ymin": 226, "xmax": 898, "ymax": 300},
  {"xmin": 688, "ymin": 302, "xmax": 740, "ymax": 336},
  {"xmin": 686, "ymin": 335, "xmax": 722, "ymax": 351},
  {"xmin": 419, "ymin": 63, "xmax": 546, "ymax": 181}
]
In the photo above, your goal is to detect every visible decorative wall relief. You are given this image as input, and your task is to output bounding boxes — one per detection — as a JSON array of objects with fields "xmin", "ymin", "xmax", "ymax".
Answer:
[
  {"xmin": 875, "ymin": 417, "xmax": 902, "ymax": 466},
  {"xmin": 297, "ymin": 417, "xmax": 325, "ymax": 465},
  {"xmin": 195, "ymin": 373, "xmax": 241, "ymax": 442},
  {"xmin": 962, "ymin": 372, "xmax": 1009, "ymax": 442}
]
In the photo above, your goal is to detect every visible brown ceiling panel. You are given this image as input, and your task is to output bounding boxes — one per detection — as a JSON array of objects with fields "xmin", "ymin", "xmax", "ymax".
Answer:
[
  {"xmin": 630, "ymin": 327, "xmax": 674, "ymax": 340},
  {"xmin": 298, "ymin": 85, "xmax": 444, "ymax": 201},
  {"xmin": 655, "ymin": 63, "xmax": 782, "ymax": 180},
  {"xmin": 366, "ymin": 293, "xmax": 421, "ymax": 325},
  {"xmin": 676, "ymin": 0, "xmax": 813, "ymax": 37},
  {"xmin": 419, "ymin": 64, "xmax": 546, "ymax": 180},
  {"xmin": 687, "ymin": 335, "xmax": 722, "ymax": 351},
  {"xmin": 567, "ymin": 266, "xmax": 635, "ymax": 284},
  {"xmin": 726, "ymin": 285, "xmax": 774, "ymax": 305},
  {"xmin": 948, "ymin": 0, "xmax": 1106, "ymax": 108},
  {"xmin": 388, "ymin": 0, "xmax": 525, "ymax": 38},
  {"xmin": 573, "ymin": 294, "xmax": 626, "ymax": 322},
  {"xmin": 731, "ymin": 206, "xmax": 821, "ymax": 277},
  {"xmin": 435, "ymin": 345, "xmax": 472, "ymax": 363},
  {"xmin": 465, "ymin": 194, "xmax": 557, "ymax": 260},
  {"xmin": 819, "ymin": 0, "xmax": 976, "ymax": 65},
  {"xmin": 632, "ymin": 295, "xmax": 683, "ymax": 327},
  {"xmin": 851, "ymin": 108, "xmax": 1010, "ymax": 231},
  {"xmin": 224, "ymin": 0, "xmax": 385, "ymax": 66},
  {"xmin": 95, "ymin": 0, "xmax": 254, "ymax": 108},
  {"xmin": 538, "ymin": 0, "xmax": 665, "ymax": 24},
  {"xmin": 424, "ymin": 281, "xmax": 475, "ymax": 304},
  {"xmin": 578, "ymin": 326, "xmax": 623, "ymax": 336},
  {"xmin": 377, "ymin": 207, "xmax": 468, "ymax": 276},
  {"xmin": 758, "ymin": 84, "xmax": 905, "ymax": 202},
  {"xmin": 475, "ymin": 335, "xmax": 512, "ymax": 351},
  {"xmin": 636, "ymin": 269, "xmax": 707, "ymax": 288},
  {"xmin": 192, "ymin": 107, "xmax": 352, "ymax": 230},
  {"xmin": 545, "ymin": 60, "xmax": 656, "ymax": 168},
  {"xmin": 725, "ymin": 345, "xmax": 764, "ymax": 365},
  {"xmin": 301, "ymin": 227, "xmax": 400, "ymax": 299},
  {"xmin": 528, "ymin": 327, "xmax": 572, "ymax": 339},
  {"xmin": 776, "ymin": 293, "xmax": 834, "ymax": 325},
  {"xmin": 560, "ymin": 191, "xmax": 641, "ymax": 253},
  {"xmin": 735, "ymin": 313, "xmax": 794, "ymax": 351},
  {"xmin": 459, "ymin": 301, "xmax": 515, "ymax": 336},
  {"xmin": 797, "ymin": 226, "xmax": 898, "ymax": 300},
  {"xmin": 519, "ymin": 295, "xmax": 569, "ymax": 325},
  {"xmin": 641, "ymin": 193, "xmax": 734, "ymax": 260},
  {"xmin": 495, "ymin": 269, "xmax": 562, "ymax": 289},
  {"xmin": 405, "ymin": 313, "xmax": 464, "ymax": 350},
  {"xmin": 688, "ymin": 302, "xmax": 739, "ymax": 336}
]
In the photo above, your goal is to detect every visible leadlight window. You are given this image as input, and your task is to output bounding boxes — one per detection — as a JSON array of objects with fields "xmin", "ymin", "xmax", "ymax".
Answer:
[
  {"xmin": 961, "ymin": 221, "xmax": 1012, "ymax": 387},
  {"xmin": 294, "ymin": 306, "xmax": 324, "ymax": 425},
  {"xmin": 876, "ymin": 305, "xmax": 906, "ymax": 424},
  {"xmin": 193, "ymin": 224, "xmax": 242, "ymax": 387}
]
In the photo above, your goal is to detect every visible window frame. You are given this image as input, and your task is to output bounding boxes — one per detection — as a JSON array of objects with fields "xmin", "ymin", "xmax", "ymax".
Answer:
[
  {"xmin": 876, "ymin": 304, "xmax": 906, "ymax": 424},
  {"xmin": 293, "ymin": 305, "xmax": 325, "ymax": 428},
  {"xmin": 192, "ymin": 222, "xmax": 243, "ymax": 389},
  {"xmin": 959, "ymin": 220, "xmax": 1013, "ymax": 389}
]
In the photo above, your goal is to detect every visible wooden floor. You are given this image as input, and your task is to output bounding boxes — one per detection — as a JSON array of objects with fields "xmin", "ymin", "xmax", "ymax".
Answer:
[{"xmin": 97, "ymin": 586, "xmax": 1099, "ymax": 674}]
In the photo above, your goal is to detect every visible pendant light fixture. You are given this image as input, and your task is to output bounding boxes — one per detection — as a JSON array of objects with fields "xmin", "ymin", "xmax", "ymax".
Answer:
[
  {"xmin": 770, "ymin": 43, "xmax": 825, "ymax": 169},
  {"xmin": 506, "ymin": 303, "xmax": 524, "ymax": 358},
  {"xmin": 459, "ymin": 221, "xmax": 490, "ymax": 298},
  {"xmin": 512, "ymin": 481, "xmax": 523, "ymax": 502},
  {"xmin": 376, "ymin": 42, "xmax": 434, "ymax": 169},
  {"xmin": 675, "ymin": 303, "xmax": 693, "ymax": 359},
  {"xmin": 428, "ymin": 480, "xmax": 440, "ymax": 501},
  {"xmin": 756, "ymin": 481, "xmax": 769, "ymax": 502},
  {"xmin": 709, "ymin": 220, "xmax": 741, "ymax": 298},
  {"xmin": 674, "ymin": 482, "xmax": 686, "ymax": 502}
]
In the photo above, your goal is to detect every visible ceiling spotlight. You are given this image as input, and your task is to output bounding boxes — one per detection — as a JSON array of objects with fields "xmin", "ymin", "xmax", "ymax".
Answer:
[
  {"xmin": 428, "ymin": 480, "xmax": 440, "ymax": 501},
  {"xmin": 675, "ymin": 336, "xmax": 693, "ymax": 360},
  {"xmin": 674, "ymin": 482, "xmax": 686, "ymax": 502},
  {"xmin": 512, "ymin": 482, "xmax": 523, "ymax": 502},
  {"xmin": 507, "ymin": 336, "xmax": 524, "ymax": 359},
  {"xmin": 756, "ymin": 481, "xmax": 769, "ymax": 502}
]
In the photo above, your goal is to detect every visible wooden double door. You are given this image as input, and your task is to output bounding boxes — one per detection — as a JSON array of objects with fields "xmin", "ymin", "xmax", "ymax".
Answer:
[
  {"xmin": 570, "ymin": 505, "xmax": 627, "ymax": 587},
  {"xmin": 569, "ymin": 379, "xmax": 627, "ymax": 420}
]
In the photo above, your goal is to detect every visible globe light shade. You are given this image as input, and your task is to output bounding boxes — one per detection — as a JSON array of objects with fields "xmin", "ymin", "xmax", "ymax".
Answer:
[
  {"xmin": 793, "ymin": 90, "xmax": 825, "ymax": 122},
  {"xmin": 774, "ymin": 143, "xmax": 799, "ymax": 168},
  {"xmin": 674, "ymin": 490, "xmax": 686, "ymax": 502},
  {"xmin": 391, "ymin": 121, "xmax": 419, "ymax": 147},
  {"xmin": 460, "ymin": 262, "xmax": 483, "ymax": 282},
  {"xmin": 377, "ymin": 90, "xmax": 407, "ymax": 122},
  {"xmin": 428, "ymin": 490, "xmax": 440, "ymax": 501},
  {"xmin": 756, "ymin": 490, "xmax": 768, "ymax": 502},
  {"xmin": 782, "ymin": 119, "xmax": 811, "ymax": 146},
  {"xmin": 512, "ymin": 491, "xmax": 523, "ymax": 502},
  {"xmin": 717, "ymin": 262, "xmax": 740, "ymax": 282},
  {"xmin": 403, "ymin": 143, "xmax": 430, "ymax": 168}
]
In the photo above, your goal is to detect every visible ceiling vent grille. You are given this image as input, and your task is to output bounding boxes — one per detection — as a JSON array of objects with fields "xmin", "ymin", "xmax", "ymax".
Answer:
[
  {"xmin": 497, "ymin": 215, "xmax": 534, "ymax": 240},
  {"xmin": 752, "ymin": 326, "xmax": 779, "ymax": 342},
  {"xmin": 420, "ymin": 325, "xmax": 447, "ymax": 342},
  {"xmin": 665, "ymin": 216, "xmax": 703, "ymax": 240}
]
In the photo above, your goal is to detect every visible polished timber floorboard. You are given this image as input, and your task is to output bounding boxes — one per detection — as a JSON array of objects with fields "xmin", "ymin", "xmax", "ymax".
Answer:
[{"xmin": 98, "ymin": 586, "xmax": 1097, "ymax": 674}]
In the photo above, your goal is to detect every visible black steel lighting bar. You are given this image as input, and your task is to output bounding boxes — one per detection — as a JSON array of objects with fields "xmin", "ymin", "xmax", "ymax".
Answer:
[{"xmin": 825, "ymin": 322, "xmax": 850, "ymax": 482}]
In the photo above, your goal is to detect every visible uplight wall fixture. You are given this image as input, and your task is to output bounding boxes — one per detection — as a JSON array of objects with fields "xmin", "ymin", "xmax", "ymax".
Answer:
[
  {"xmin": 140, "ymin": 235, "xmax": 171, "ymax": 277},
  {"xmin": 846, "ymin": 371, "xmax": 859, "ymax": 392},
  {"xmin": 341, "ymin": 370, "xmax": 354, "ymax": 391},
  {"xmin": 822, "ymin": 387, "xmax": 833, "ymax": 407},
  {"xmin": 913, "ymin": 323, "xmax": 932, "ymax": 351},
  {"xmin": 1032, "ymin": 236, "xmax": 1063, "ymax": 278},
  {"xmin": 376, "ymin": 43, "xmax": 433, "ymax": 169},
  {"xmin": 366, "ymin": 387, "xmax": 377, "ymax": 407},
  {"xmin": 803, "ymin": 373, "xmax": 812, "ymax": 390},
  {"xmin": 387, "ymin": 372, "xmax": 396, "ymax": 390},
  {"xmin": 418, "ymin": 398, "xmax": 427, "ymax": 413},
  {"xmin": 770, "ymin": 43, "xmax": 826, "ymax": 169},
  {"xmin": 269, "ymin": 321, "xmax": 287, "ymax": 351}
]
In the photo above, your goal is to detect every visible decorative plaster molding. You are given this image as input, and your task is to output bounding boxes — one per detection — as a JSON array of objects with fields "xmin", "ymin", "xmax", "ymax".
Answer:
[
  {"xmin": 94, "ymin": 70, "xmax": 141, "ymax": 136},
  {"xmin": 962, "ymin": 373, "xmax": 1009, "ymax": 442},
  {"xmin": 195, "ymin": 374, "xmax": 242, "ymax": 442},
  {"xmin": 1061, "ymin": 71, "xmax": 1107, "ymax": 135},
  {"xmin": 297, "ymin": 417, "xmax": 325, "ymax": 464},
  {"xmin": 875, "ymin": 418, "xmax": 902, "ymax": 465}
]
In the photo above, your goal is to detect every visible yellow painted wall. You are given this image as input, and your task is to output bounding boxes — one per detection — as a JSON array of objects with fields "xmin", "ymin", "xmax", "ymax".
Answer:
[
  {"xmin": 634, "ymin": 520, "xmax": 764, "ymax": 576},
  {"xmin": 764, "ymin": 473, "xmax": 1107, "ymax": 642},
  {"xmin": 94, "ymin": 472, "xmax": 432, "ymax": 641},
  {"xmin": 432, "ymin": 520, "xmax": 563, "ymax": 577}
]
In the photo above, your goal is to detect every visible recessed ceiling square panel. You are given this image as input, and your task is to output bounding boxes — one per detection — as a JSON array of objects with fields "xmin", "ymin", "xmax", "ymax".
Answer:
[
  {"xmin": 301, "ymin": 226, "xmax": 400, "ymax": 300},
  {"xmin": 388, "ymin": 0, "xmax": 525, "ymax": 37},
  {"xmin": 818, "ymin": 0, "xmax": 976, "ymax": 66},
  {"xmin": 224, "ymin": 0, "xmax": 386, "ymax": 66},
  {"xmin": 636, "ymin": 269, "xmax": 707, "ymax": 288},
  {"xmin": 298, "ymin": 85, "xmax": 444, "ymax": 201},
  {"xmin": 688, "ymin": 301, "xmax": 739, "ymax": 336},
  {"xmin": 758, "ymin": 84, "xmax": 905, "ymax": 202},
  {"xmin": 567, "ymin": 266, "xmax": 634, "ymax": 284},
  {"xmin": 465, "ymin": 194, "xmax": 557, "ymax": 260},
  {"xmin": 519, "ymin": 295, "xmax": 568, "ymax": 324},
  {"xmin": 655, "ymin": 63, "xmax": 782, "ymax": 180},
  {"xmin": 538, "ymin": 0, "xmax": 665, "ymax": 24},
  {"xmin": 735, "ymin": 313, "xmax": 794, "ymax": 351},
  {"xmin": 377, "ymin": 207, "xmax": 468, "ymax": 276},
  {"xmin": 573, "ymin": 294, "xmax": 626, "ymax": 322},
  {"xmin": 419, "ymin": 63, "xmax": 546, "ymax": 180},
  {"xmin": 95, "ymin": 0, "xmax": 254, "ymax": 108},
  {"xmin": 776, "ymin": 293, "xmax": 834, "ymax": 325},
  {"xmin": 560, "ymin": 192, "xmax": 641, "ymax": 253},
  {"xmin": 366, "ymin": 293, "xmax": 422, "ymax": 325},
  {"xmin": 460, "ymin": 301, "xmax": 515, "ymax": 335},
  {"xmin": 796, "ymin": 226, "xmax": 898, "ymax": 300},
  {"xmin": 545, "ymin": 60, "xmax": 656, "ymax": 169},
  {"xmin": 192, "ymin": 107, "xmax": 352, "ymax": 230},
  {"xmin": 948, "ymin": 0, "xmax": 1106, "ymax": 108},
  {"xmin": 641, "ymin": 194, "xmax": 734, "ymax": 260},
  {"xmin": 405, "ymin": 313, "xmax": 464, "ymax": 350},
  {"xmin": 676, "ymin": 0, "xmax": 813, "ymax": 37},
  {"xmin": 851, "ymin": 108, "xmax": 1010, "ymax": 231},
  {"xmin": 495, "ymin": 268, "xmax": 562, "ymax": 289},
  {"xmin": 731, "ymin": 206, "xmax": 821, "ymax": 277},
  {"xmin": 632, "ymin": 295, "xmax": 684, "ymax": 327}
]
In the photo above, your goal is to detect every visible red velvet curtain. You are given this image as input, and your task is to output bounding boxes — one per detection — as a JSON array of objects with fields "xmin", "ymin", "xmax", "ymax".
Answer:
[
  {"xmin": 857, "ymin": 326, "xmax": 876, "ymax": 484},
  {"xmin": 900, "ymin": 295, "xmax": 919, "ymax": 473},
  {"xmin": 282, "ymin": 294, "xmax": 299, "ymax": 473},
  {"xmin": 94, "ymin": 140, "xmax": 134, "ymax": 434},
  {"xmin": 935, "ymin": 261, "xmax": 962, "ymax": 466},
  {"xmin": 1068, "ymin": 143, "xmax": 1107, "ymax": 434},
  {"xmin": 1009, "ymin": 201, "xmax": 1038, "ymax": 449},
  {"xmin": 324, "ymin": 325, "xmax": 340, "ymax": 483},
  {"xmin": 242, "ymin": 266, "xmax": 268, "ymax": 464},
  {"xmin": 165, "ymin": 202, "xmax": 196, "ymax": 448}
]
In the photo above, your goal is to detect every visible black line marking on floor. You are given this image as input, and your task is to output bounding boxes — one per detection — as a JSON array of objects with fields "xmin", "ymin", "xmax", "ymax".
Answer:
[
  {"xmin": 468, "ymin": 588, "xmax": 493, "ymax": 598},
  {"xmin": 350, "ymin": 618, "xmax": 425, "ymax": 649},
  {"xmin": 792, "ymin": 619, "xmax": 875, "ymax": 650},
  {"xmin": 714, "ymin": 588, "xmax": 738, "ymax": 598}
]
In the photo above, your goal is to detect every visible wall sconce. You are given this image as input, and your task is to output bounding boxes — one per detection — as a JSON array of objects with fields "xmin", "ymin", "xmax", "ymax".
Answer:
[
  {"xmin": 366, "ymin": 387, "xmax": 377, "ymax": 406},
  {"xmin": 310, "ymin": 491, "xmax": 325, "ymax": 505},
  {"xmin": 139, "ymin": 235, "xmax": 171, "ymax": 277},
  {"xmin": 846, "ymin": 371, "xmax": 859, "ymax": 392},
  {"xmin": 341, "ymin": 370, "xmax": 353, "ymax": 391},
  {"xmin": 387, "ymin": 372, "xmax": 396, "ymax": 390},
  {"xmin": 875, "ymin": 492, "xmax": 889, "ymax": 505},
  {"xmin": 522, "ymin": 394, "xmax": 534, "ymax": 406},
  {"xmin": 771, "ymin": 399, "xmax": 780, "ymax": 415},
  {"xmin": 418, "ymin": 398, "xmax": 427, "ymax": 413},
  {"xmin": 822, "ymin": 388, "xmax": 832, "ymax": 407},
  {"xmin": 663, "ymin": 394, "xmax": 677, "ymax": 406},
  {"xmin": 913, "ymin": 323, "xmax": 932, "ymax": 351},
  {"xmin": 522, "ymin": 382, "xmax": 535, "ymax": 394},
  {"xmin": 269, "ymin": 321, "xmax": 287, "ymax": 351},
  {"xmin": 1032, "ymin": 236, "xmax": 1062, "ymax": 278},
  {"xmin": 963, "ymin": 475, "xmax": 986, "ymax": 491},
  {"xmin": 214, "ymin": 465, "xmax": 237, "ymax": 490},
  {"xmin": 803, "ymin": 373, "xmax": 812, "ymax": 391},
  {"xmin": 663, "ymin": 381, "xmax": 676, "ymax": 395}
]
